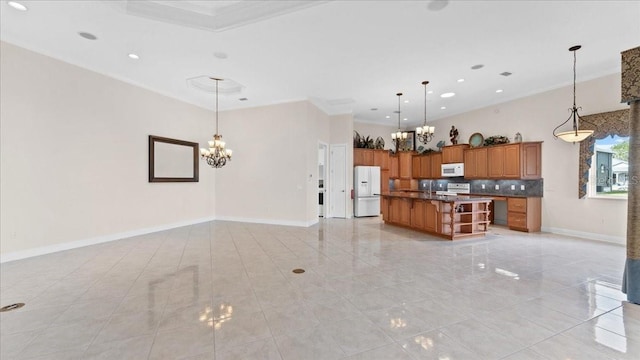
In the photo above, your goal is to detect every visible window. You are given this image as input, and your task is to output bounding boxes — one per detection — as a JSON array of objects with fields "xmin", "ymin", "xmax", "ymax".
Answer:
[
  {"xmin": 577, "ymin": 108, "xmax": 629, "ymax": 199},
  {"xmin": 589, "ymin": 135, "xmax": 629, "ymax": 198}
]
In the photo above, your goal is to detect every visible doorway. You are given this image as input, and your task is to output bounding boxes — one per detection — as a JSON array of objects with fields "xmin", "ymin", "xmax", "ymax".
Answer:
[
  {"xmin": 329, "ymin": 144, "xmax": 347, "ymax": 218},
  {"xmin": 318, "ymin": 142, "xmax": 328, "ymax": 218}
]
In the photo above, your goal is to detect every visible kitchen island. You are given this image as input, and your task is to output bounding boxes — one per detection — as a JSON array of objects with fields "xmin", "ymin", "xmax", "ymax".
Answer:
[{"xmin": 381, "ymin": 192, "xmax": 493, "ymax": 240}]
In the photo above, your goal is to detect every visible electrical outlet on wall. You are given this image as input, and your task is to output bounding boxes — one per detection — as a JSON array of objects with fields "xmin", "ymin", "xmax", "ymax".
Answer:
[
  {"xmin": 511, "ymin": 185, "xmax": 515, "ymax": 190},
  {"xmin": 521, "ymin": 185, "xmax": 525, "ymax": 190},
  {"xmin": 481, "ymin": 184, "xmax": 485, "ymax": 189},
  {"xmin": 495, "ymin": 185, "xmax": 499, "ymax": 190},
  {"xmin": 439, "ymin": 184, "xmax": 443, "ymax": 188}
]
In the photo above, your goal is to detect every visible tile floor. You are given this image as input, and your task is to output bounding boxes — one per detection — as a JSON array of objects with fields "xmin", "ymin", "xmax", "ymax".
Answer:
[{"xmin": 1, "ymin": 218, "xmax": 638, "ymax": 359}]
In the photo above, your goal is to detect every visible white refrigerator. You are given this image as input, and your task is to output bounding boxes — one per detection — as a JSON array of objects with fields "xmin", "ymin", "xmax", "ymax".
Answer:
[{"xmin": 354, "ymin": 166, "xmax": 381, "ymax": 217}]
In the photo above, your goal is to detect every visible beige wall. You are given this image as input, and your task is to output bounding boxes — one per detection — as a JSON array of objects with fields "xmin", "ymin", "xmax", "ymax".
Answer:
[
  {"xmin": 213, "ymin": 101, "xmax": 340, "ymax": 225},
  {"xmin": 0, "ymin": 42, "xmax": 216, "ymax": 259},
  {"xmin": 426, "ymin": 73, "xmax": 628, "ymax": 243}
]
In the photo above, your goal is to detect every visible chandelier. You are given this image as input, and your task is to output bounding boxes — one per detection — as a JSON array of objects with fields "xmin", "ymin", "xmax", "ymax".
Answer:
[
  {"xmin": 553, "ymin": 45, "xmax": 594, "ymax": 143},
  {"xmin": 416, "ymin": 80, "xmax": 435, "ymax": 143},
  {"xmin": 391, "ymin": 92, "xmax": 408, "ymax": 151},
  {"xmin": 200, "ymin": 77, "xmax": 232, "ymax": 168}
]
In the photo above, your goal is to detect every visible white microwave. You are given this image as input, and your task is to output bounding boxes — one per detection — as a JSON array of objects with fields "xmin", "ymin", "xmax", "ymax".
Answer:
[{"xmin": 441, "ymin": 163, "xmax": 464, "ymax": 177}]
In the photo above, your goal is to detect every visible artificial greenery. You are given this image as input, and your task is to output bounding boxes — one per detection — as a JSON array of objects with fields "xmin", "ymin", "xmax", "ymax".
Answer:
[
  {"xmin": 483, "ymin": 135, "xmax": 510, "ymax": 146},
  {"xmin": 353, "ymin": 131, "xmax": 385, "ymax": 149}
]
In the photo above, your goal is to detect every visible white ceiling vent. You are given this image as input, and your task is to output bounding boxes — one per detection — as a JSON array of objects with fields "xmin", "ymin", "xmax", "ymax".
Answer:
[
  {"xmin": 117, "ymin": 0, "xmax": 329, "ymax": 32},
  {"xmin": 187, "ymin": 76, "xmax": 244, "ymax": 95}
]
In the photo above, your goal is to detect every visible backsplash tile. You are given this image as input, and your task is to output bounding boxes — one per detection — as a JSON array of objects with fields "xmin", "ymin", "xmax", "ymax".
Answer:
[{"xmin": 410, "ymin": 178, "xmax": 543, "ymax": 197}]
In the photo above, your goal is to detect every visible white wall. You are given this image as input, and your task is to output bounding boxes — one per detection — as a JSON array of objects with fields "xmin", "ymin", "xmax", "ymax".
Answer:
[
  {"xmin": 0, "ymin": 42, "xmax": 216, "ymax": 259},
  {"xmin": 213, "ymin": 100, "xmax": 335, "ymax": 226},
  {"xmin": 426, "ymin": 73, "xmax": 629, "ymax": 243}
]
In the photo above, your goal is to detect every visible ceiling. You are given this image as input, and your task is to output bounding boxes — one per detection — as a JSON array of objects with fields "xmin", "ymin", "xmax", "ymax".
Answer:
[{"xmin": 1, "ymin": 0, "xmax": 639, "ymax": 127}]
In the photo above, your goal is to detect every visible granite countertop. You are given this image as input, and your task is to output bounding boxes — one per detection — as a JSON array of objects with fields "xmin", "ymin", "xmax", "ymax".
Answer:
[
  {"xmin": 381, "ymin": 191, "xmax": 494, "ymax": 202},
  {"xmin": 390, "ymin": 189, "xmax": 533, "ymax": 198}
]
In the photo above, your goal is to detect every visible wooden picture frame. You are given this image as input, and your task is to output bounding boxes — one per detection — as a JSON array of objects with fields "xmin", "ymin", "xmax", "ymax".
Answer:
[
  {"xmin": 148, "ymin": 135, "xmax": 199, "ymax": 182},
  {"xmin": 404, "ymin": 131, "xmax": 416, "ymax": 151}
]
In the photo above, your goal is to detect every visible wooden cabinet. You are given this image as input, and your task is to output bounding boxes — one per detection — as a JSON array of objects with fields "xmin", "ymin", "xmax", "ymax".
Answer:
[
  {"xmin": 373, "ymin": 150, "xmax": 389, "ymax": 170},
  {"xmin": 355, "ymin": 149, "xmax": 389, "ymax": 169},
  {"xmin": 442, "ymin": 144, "xmax": 469, "ymax": 164},
  {"xmin": 464, "ymin": 147, "xmax": 488, "ymax": 179},
  {"xmin": 507, "ymin": 197, "xmax": 541, "ymax": 232},
  {"xmin": 420, "ymin": 155, "xmax": 432, "ymax": 178},
  {"xmin": 430, "ymin": 153, "xmax": 442, "ymax": 179},
  {"xmin": 486, "ymin": 142, "xmax": 542, "ymax": 179},
  {"xmin": 521, "ymin": 142, "xmax": 542, "ymax": 179},
  {"xmin": 503, "ymin": 144, "xmax": 521, "ymax": 178},
  {"xmin": 353, "ymin": 149, "xmax": 373, "ymax": 166},
  {"xmin": 389, "ymin": 155, "xmax": 399, "ymax": 178},
  {"xmin": 411, "ymin": 199, "xmax": 426, "ymax": 229},
  {"xmin": 389, "ymin": 197, "xmax": 411, "ymax": 226},
  {"xmin": 399, "ymin": 152, "xmax": 413, "ymax": 179},
  {"xmin": 412, "ymin": 156, "xmax": 421, "ymax": 179}
]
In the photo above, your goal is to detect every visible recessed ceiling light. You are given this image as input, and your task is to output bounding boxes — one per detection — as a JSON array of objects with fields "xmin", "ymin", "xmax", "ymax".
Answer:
[
  {"xmin": 496, "ymin": 89, "xmax": 503, "ymax": 93},
  {"xmin": 471, "ymin": 64, "xmax": 484, "ymax": 70},
  {"xmin": 404, "ymin": 100, "xmax": 409, "ymax": 103},
  {"xmin": 8, "ymin": 1, "xmax": 27, "ymax": 11},
  {"xmin": 500, "ymin": 72, "xmax": 512, "ymax": 77},
  {"xmin": 128, "ymin": 53, "xmax": 140, "ymax": 60},
  {"xmin": 427, "ymin": 90, "xmax": 433, "ymax": 94},
  {"xmin": 371, "ymin": 108, "xmax": 378, "ymax": 111},
  {"xmin": 440, "ymin": 106, "xmax": 446, "ymax": 110},
  {"xmin": 239, "ymin": 97, "xmax": 248, "ymax": 101},
  {"xmin": 427, "ymin": 0, "xmax": 449, "ymax": 11},
  {"xmin": 403, "ymin": 118, "xmax": 408, "ymax": 121},
  {"xmin": 440, "ymin": 92, "xmax": 455, "ymax": 98},
  {"xmin": 213, "ymin": 52, "xmax": 228, "ymax": 59},
  {"xmin": 457, "ymin": 78, "xmax": 465, "ymax": 83},
  {"xmin": 78, "ymin": 32, "xmax": 97, "ymax": 40},
  {"xmin": 385, "ymin": 115, "xmax": 390, "ymax": 118}
]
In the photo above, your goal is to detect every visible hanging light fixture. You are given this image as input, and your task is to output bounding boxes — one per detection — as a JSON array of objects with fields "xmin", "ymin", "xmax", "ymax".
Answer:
[
  {"xmin": 553, "ymin": 45, "xmax": 594, "ymax": 143},
  {"xmin": 200, "ymin": 77, "xmax": 232, "ymax": 168},
  {"xmin": 416, "ymin": 80, "xmax": 435, "ymax": 144},
  {"xmin": 391, "ymin": 92, "xmax": 408, "ymax": 151}
]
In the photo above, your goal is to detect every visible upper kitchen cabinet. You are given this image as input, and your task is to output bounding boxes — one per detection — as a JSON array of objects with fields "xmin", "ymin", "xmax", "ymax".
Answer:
[
  {"xmin": 399, "ymin": 152, "xmax": 413, "ymax": 179},
  {"xmin": 389, "ymin": 155, "xmax": 399, "ymax": 178},
  {"xmin": 373, "ymin": 150, "xmax": 389, "ymax": 170},
  {"xmin": 354, "ymin": 148, "xmax": 373, "ymax": 166},
  {"xmin": 354, "ymin": 149, "xmax": 389, "ymax": 169},
  {"xmin": 464, "ymin": 147, "xmax": 488, "ymax": 179},
  {"xmin": 485, "ymin": 142, "xmax": 542, "ymax": 179},
  {"xmin": 442, "ymin": 144, "xmax": 469, "ymax": 164}
]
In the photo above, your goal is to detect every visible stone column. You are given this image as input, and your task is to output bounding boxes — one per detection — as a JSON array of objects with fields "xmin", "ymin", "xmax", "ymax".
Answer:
[{"xmin": 621, "ymin": 46, "xmax": 640, "ymax": 304}]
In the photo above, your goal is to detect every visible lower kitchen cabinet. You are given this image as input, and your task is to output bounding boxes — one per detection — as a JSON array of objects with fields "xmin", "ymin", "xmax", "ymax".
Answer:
[{"xmin": 507, "ymin": 197, "xmax": 541, "ymax": 232}]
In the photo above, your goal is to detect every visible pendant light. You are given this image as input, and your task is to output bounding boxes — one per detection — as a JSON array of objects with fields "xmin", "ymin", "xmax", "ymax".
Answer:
[
  {"xmin": 200, "ymin": 77, "xmax": 232, "ymax": 168},
  {"xmin": 391, "ymin": 92, "xmax": 408, "ymax": 151},
  {"xmin": 416, "ymin": 80, "xmax": 435, "ymax": 144},
  {"xmin": 553, "ymin": 45, "xmax": 594, "ymax": 143}
]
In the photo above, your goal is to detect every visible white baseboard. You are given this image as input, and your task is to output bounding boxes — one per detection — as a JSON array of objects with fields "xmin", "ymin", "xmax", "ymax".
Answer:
[
  {"xmin": 542, "ymin": 226, "xmax": 625, "ymax": 245},
  {"xmin": 0, "ymin": 216, "xmax": 215, "ymax": 263},
  {"xmin": 214, "ymin": 216, "xmax": 319, "ymax": 228}
]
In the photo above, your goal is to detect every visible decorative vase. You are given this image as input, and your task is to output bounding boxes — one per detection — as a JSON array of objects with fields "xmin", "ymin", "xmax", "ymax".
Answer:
[{"xmin": 515, "ymin": 132, "xmax": 522, "ymax": 142}]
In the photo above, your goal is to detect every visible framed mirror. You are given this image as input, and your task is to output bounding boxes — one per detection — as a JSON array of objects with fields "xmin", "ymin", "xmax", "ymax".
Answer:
[{"xmin": 148, "ymin": 135, "xmax": 199, "ymax": 182}]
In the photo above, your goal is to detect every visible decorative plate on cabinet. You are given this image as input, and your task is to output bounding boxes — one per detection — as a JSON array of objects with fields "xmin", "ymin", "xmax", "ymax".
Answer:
[{"xmin": 469, "ymin": 132, "xmax": 484, "ymax": 147}]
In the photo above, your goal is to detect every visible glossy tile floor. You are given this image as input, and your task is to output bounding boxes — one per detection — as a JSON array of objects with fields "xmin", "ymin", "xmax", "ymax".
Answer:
[{"xmin": 1, "ymin": 218, "xmax": 639, "ymax": 359}]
